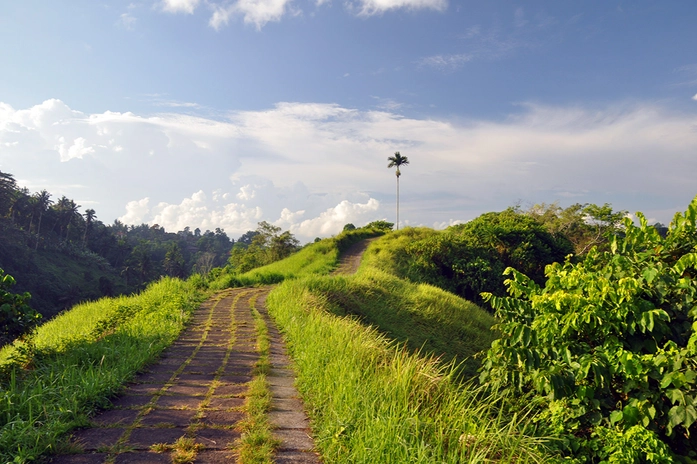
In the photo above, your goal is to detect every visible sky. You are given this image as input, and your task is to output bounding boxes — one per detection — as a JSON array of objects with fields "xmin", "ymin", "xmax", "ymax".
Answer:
[{"xmin": 1, "ymin": 1, "xmax": 696, "ymax": 242}]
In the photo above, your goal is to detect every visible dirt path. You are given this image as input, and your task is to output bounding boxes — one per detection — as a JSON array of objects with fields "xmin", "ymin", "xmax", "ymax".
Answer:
[
  {"xmin": 51, "ymin": 287, "xmax": 320, "ymax": 464},
  {"xmin": 331, "ymin": 237, "xmax": 378, "ymax": 275},
  {"xmin": 51, "ymin": 239, "xmax": 378, "ymax": 463}
]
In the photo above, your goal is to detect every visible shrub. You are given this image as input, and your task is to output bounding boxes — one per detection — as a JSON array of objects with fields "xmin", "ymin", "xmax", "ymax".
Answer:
[
  {"xmin": 479, "ymin": 196, "xmax": 697, "ymax": 461},
  {"xmin": 371, "ymin": 210, "xmax": 573, "ymax": 305},
  {"xmin": 0, "ymin": 269, "xmax": 41, "ymax": 346}
]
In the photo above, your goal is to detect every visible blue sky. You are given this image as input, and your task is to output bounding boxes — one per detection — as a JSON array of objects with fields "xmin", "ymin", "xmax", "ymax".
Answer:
[{"xmin": 1, "ymin": 1, "xmax": 696, "ymax": 241}]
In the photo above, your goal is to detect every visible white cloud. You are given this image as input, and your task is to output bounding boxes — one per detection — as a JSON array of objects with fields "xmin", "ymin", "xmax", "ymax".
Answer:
[
  {"xmin": 351, "ymin": 0, "xmax": 447, "ymax": 16},
  {"xmin": 138, "ymin": 189, "xmax": 264, "ymax": 236},
  {"xmin": 160, "ymin": 0, "xmax": 201, "ymax": 14},
  {"xmin": 119, "ymin": 198, "xmax": 151, "ymax": 224},
  {"xmin": 289, "ymin": 199, "xmax": 380, "ymax": 237},
  {"xmin": 54, "ymin": 137, "xmax": 95, "ymax": 161},
  {"xmin": 237, "ymin": 184, "xmax": 256, "ymax": 200},
  {"xmin": 209, "ymin": 0, "xmax": 292, "ymax": 30},
  {"xmin": 433, "ymin": 219, "xmax": 463, "ymax": 229},
  {"xmin": 692, "ymin": 93, "xmax": 697, "ymax": 101},
  {"xmin": 3, "ymin": 98, "xmax": 697, "ymax": 239}
]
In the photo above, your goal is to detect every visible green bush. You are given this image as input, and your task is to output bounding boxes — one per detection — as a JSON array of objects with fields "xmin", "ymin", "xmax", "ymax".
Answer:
[
  {"xmin": 0, "ymin": 269, "xmax": 41, "ymax": 346},
  {"xmin": 366, "ymin": 210, "xmax": 573, "ymax": 305},
  {"xmin": 480, "ymin": 196, "xmax": 697, "ymax": 461}
]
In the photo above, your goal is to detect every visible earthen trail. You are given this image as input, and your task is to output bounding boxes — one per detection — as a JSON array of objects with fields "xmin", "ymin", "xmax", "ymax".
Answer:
[
  {"xmin": 52, "ymin": 238, "xmax": 378, "ymax": 463},
  {"xmin": 51, "ymin": 287, "xmax": 319, "ymax": 463}
]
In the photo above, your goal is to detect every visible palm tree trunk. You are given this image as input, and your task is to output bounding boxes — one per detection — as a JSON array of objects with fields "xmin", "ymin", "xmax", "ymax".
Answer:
[
  {"xmin": 396, "ymin": 176, "xmax": 400, "ymax": 230},
  {"xmin": 35, "ymin": 212, "xmax": 43, "ymax": 250}
]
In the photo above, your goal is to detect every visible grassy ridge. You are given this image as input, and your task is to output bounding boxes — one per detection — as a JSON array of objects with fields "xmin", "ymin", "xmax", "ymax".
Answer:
[
  {"xmin": 0, "ymin": 277, "xmax": 203, "ymax": 462},
  {"xmin": 267, "ymin": 280, "xmax": 549, "ymax": 462},
  {"xmin": 300, "ymin": 269, "xmax": 495, "ymax": 377},
  {"xmin": 209, "ymin": 227, "xmax": 384, "ymax": 290}
]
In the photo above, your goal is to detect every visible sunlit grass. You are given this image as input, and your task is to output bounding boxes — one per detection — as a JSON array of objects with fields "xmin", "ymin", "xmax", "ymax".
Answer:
[
  {"xmin": 237, "ymin": 294, "xmax": 278, "ymax": 464},
  {"xmin": 267, "ymin": 280, "xmax": 552, "ymax": 462},
  {"xmin": 0, "ymin": 277, "xmax": 204, "ymax": 462},
  {"xmin": 208, "ymin": 228, "xmax": 384, "ymax": 290}
]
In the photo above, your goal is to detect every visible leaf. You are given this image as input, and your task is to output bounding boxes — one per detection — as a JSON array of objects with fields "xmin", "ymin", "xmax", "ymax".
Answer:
[
  {"xmin": 668, "ymin": 405, "xmax": 686, "ymax": 435},
  {"xmin": 623, "ymin": 405, "xmax": 641, "ymax": 426},
  {"xmin": 666, "ymin": 388, "xmax": 685, "ymax": 405},
  {"xmin": 643, "ymin": 267, "xmax": 659, "ymax": 284},
  {"xmin": 685, "ymin": 405, "xmax": 697, "ymax": 430},
  {"xmin": 674, "ymin": 253, "xmax": 697, "ymax": 275},
  {"xmin": 610, "ymin": 409, "xmax": 623, "ymax": 424}
]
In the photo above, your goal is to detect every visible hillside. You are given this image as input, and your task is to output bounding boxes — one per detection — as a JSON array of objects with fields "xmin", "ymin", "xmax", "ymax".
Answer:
[{"xmin": 3, "ymin": 197, "xmax": 696, "ymax": 463}]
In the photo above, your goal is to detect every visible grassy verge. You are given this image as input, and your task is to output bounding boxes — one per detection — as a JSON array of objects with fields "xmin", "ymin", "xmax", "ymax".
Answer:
[
  {"xmin": 0, "ymin": 277, "xmax": 204, "ymax": 462},
  {"xmin": 302, "ymin": 267, "xmax": 495, "ymax": 378},
  {"xmin": 266, "ymin": 280, "xmax": 552, "ymax": 462},
  {"xmin": 237, "ymin": 293, "xmax": 277, "ymax": 464}
]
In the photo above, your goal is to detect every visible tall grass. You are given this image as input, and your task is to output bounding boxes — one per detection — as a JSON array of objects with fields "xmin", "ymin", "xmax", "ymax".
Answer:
[
  {"xmin": 266, "ymin": 280, "xmax": 552, "ymax": 463},
  {"xmin": 0, "ymin": 277, "xmax": 203, "ymax": 462},
  {"xmin": 301, "ymin": 268, "xmax": 495, "ymax": 378}
]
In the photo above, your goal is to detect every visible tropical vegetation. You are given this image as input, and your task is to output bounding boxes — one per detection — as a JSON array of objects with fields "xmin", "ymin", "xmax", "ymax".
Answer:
[
  {"xmin": 480, "ymin": 197, "xmax": 697, "ymax": 462},
  {"xmin": 2, "ymin": 164, "xmax": 695, "ymax": 463}
]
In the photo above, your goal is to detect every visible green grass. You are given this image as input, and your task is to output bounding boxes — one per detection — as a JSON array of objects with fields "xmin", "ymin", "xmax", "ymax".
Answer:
[
  {"xmin": 359, "ymin": 227, "xmax": 441, "ymax": 280},
  {"xmin": 300, "ymin": 268, "xmax": 495, "ymax": 378},
  {"xmin": 208, "ymin": 227, "xmax": 385, "ymax": 290},
  {"xmin": 266, "ymin": 280, "xmax": 553, "ymax": 463},
  {"xmin": 0, "ymin": 277, "xmax": 204, "ymax": 462}
]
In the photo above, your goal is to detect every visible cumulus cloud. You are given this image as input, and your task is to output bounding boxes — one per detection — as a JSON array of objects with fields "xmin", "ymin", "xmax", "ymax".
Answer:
[
  {"xmin": 120, "ymin": 198, "xmax": 150, "ymax": 224},
  {"xmin": 160, "ymin": 0, "xmax": 201, "ymax": 14},
  {"xmin": 289, "ymin": 199, "xmax": 380, "ymax": 236},
  {"xmin": 351, "ymin": 0, "xmax": 447, "ymax": 16},
  {"xmin": 55, "ymin": 137, "xmax": 95, "ymax": 161},
  {"xmin": 3, "ymin": 98, "xmax": 697, "ymax": 239},
  {"xmin": 693, "ymin": 93, "xmax": 697, "ymax": 101}
]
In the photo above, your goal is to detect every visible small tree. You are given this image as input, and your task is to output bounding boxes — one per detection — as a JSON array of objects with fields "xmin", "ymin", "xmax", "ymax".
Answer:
[{"xmin": 0, "ymin": 269, "xmax": 41, "ymax": 346}]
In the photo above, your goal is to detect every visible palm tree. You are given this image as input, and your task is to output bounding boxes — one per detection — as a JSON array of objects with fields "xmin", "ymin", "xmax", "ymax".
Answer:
[
  {"xmin": 0, "ymin": 170, "xmax": 17, "ymax": 217},
  {"xmin": 82, "ymin": 208, "xmax": 96, "ymax": 249},
  {"xmin": 387, "ymin": 151, "xmax": 409, "ymax": 230},
  {"xmin": 64, "ymin": 200, "xmax": 82, "ymax": 243},
  {"xmin": 34, "ymin": 190, "xmax": 52, "ymax": 250}
]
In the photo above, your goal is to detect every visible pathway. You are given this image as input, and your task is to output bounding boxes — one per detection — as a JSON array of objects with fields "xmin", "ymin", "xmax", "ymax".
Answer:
[{"xmin": 51, "ymin": 287, "xmax": 320, "ymax": 463}]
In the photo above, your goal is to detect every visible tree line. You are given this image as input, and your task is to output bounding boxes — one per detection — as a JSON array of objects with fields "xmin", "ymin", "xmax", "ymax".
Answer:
[{"xmin": 0, "ymin": 169, "xmax": 300, "ymax": 318}]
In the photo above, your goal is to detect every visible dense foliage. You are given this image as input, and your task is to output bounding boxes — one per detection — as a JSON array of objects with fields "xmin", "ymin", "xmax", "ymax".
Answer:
[
  {"xmin": 480, "ymin": 196, "xmax": 697, "ymax": 461},
  {"xmin": 523, "ymin": 202, "xmax": 627, "ymax": 256},
  {"xmin": 377, "ymin": 209, "xmax": 573, "ymax": 305},
  {"xmin": 227, "ymin": 221, "xmax": 300, "ymax": 273},
  {"xmin": 0, "ymin": 269, "xmax": 41, "ymax": 346},
  {"xmin": 0, "ymin": 169, "xmax": 236, "ymax": 318}
]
